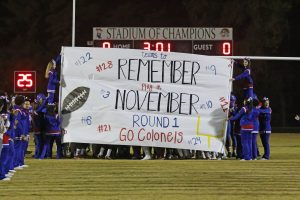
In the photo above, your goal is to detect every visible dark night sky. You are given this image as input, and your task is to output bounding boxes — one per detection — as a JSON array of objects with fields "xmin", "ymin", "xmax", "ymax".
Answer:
[{"xmin": 0, "ymin": 0, "xmax": 300, "ymax": 129}]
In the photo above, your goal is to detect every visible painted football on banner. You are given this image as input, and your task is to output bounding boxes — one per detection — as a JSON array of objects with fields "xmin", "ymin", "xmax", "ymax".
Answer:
[{"xmin": 61, "ymin": 87, "xmax": 90, "ymax": 114}]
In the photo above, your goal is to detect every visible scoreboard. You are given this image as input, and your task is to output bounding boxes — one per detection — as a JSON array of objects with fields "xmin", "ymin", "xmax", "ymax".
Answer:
[
  {"xmin": 92, "ymin": 27, "xmax": 233, "ymax": 56},
  {"xmin": 14, "ymin": 70, "xmax": 36, "ymax": 93}
]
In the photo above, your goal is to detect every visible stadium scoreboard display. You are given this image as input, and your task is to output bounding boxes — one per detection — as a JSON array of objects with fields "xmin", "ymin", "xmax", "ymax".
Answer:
[
  {"xmin": 14, "ymin": 70, "xmax": 36, "ymax": 93},
  {"xmin": 92, "ymin": 27, "xmax": 233, "ymax": 56}
]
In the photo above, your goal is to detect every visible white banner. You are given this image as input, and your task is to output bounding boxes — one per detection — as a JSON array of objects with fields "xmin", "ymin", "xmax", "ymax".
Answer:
[{"xmin": 60, "ymin": 47, "xmax": 233, "ymax": 153}]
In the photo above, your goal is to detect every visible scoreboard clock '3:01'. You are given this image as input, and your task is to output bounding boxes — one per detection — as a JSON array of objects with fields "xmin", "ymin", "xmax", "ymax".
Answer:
[{"xmin": 92, "ymin": 27, "xmax": 233, "ymax": 56}]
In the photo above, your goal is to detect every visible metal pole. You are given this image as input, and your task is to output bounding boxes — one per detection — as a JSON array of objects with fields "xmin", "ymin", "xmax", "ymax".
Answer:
[
  {"xmin": 72, "ymin": 0, "xmax": 76, "ymax": 47},
  {"xmin": 212, "ymin": 56, "xmax": 300, "ymax": 61}
]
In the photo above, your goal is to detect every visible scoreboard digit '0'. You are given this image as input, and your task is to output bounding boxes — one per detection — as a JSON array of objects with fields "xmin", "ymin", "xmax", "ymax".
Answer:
[{"xmin": 92, "ymin": 27, "xmax": 233, "ymax": 56}]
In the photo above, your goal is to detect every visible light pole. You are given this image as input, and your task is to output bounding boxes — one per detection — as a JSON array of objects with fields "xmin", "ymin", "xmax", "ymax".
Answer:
[{"xmin": 72, "ymin": 0, "xmax": 76, "ymax": 47}]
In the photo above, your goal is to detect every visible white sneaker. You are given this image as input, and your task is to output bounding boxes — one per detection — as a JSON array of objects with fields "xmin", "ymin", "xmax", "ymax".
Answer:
[
  {"xmin": 205, "ymin": 152, "xmax": 212, "ymax": 160},
  {"xmin": 104, "ymin": 156, "xmax": 112, "ymax": 160},
  {"xmin": 9, "ymin": 170, "xmax": 16, "ymax": 173},
  {"xmin": 22, "ymin": 165, "xmax": 29, "ymax": 168},
  {"xmin": 14, "ymin": 166, "xmax": 24, "ymax": 170},
  {"xmin": 97, "ymin": 154, "xmax": 104, "ymax": 159},
  {"xmin": 141, "ymin": 155, "xmax": 151, "ymax": 160},
  {"xmin": 1, "ymin": 177, "xmax": 11, "ymax": 181},
  {"xmin": 212, "ymin": 152, "xmax": 217, "ymax": 160},
  {"xmin": 261, "ymin": 158, "xmax": 269, "ymax": 160},
  {"xmin": 5, "ymin": 174, "xmax": 13, "ymax": 178},
  {"xmin": 240, "ymin": 159, "xmax": 246, "ymax": 161}
]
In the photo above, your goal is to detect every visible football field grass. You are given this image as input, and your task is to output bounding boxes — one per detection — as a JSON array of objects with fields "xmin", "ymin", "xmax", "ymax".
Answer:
[{"xmin": 1, "ymin": 133, "xmax": 300, "ymax": 200}]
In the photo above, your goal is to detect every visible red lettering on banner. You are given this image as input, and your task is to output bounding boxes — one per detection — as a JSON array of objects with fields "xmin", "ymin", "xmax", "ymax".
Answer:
[
  {"xmin": 219, "ymin": 96, "xmax": 229, "ymax": 112},
  {"xmin": 141, "ymin": 83, "xmax": 161, "ymax": 92},
  {"xmin": 120, "ymin": 128, "xmax": 183, "ymax": 144},
  {"xmin": 167, "ymin": 132, "xmax": 174, "ymax": 143},
  {"xmin": 97, "ymin": 124, "xmax": 111, "ymax": 133},
  {"xmin": 138, "ymin": 128, "xmax": 145, "ymax": 141},
  {"xmin": 96, "ymin": 61, "xmax": 113, "ymax": 72},
  {"xmin": 177, "ymin": 132, "xmax": 183, "ymax": 143},
  {"xmin": 119, "ymin": 128, "xmax": 127, "ymax": 141},
  {"xmin": 119, "ymin": 128, "xmax": 134, "ymax": 141},
  {"xmin": 127, "ymin": 130, "xmax": 134, "ymax": 141}
]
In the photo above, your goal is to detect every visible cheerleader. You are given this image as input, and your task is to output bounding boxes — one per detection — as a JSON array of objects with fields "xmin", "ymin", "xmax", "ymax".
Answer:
[
  {"xmin": 0, "ymin": 116, "xmax": 10, "ymax": 181},
  {"xmin": 32, "ymin": 93, "xmax": 47, "ymax": 159},
  {"xmin": 45, "ymin": 55, "xmax": 60, "ymax": 104},
  {"xmin": 7, "ymin": 106, "xmax": 16, "ymax": 175},
  {"xmin": 231, "ymin": 58, "xmax": 253, "ymax": 99},
  {"xmin": 259, "ymin": 97, "xmax": 272, "ymax": 160},
  {"xmin": 251, "ymin": 98, "xmax": 261, "ymax": 160},
  {"xmin": 229, "ymin": 97, "xmax": 254, "ymax": 160},
  {"xmin": 235, "ymin": 122, "xmax": 243, "ymax": 159},
  {"xmin": 13, "ymin": 95, "xmax": 26, "ymax": 169},
  {"xmin": 20, "ymin": 97, "xmax": 31, "ymax": 167},
  {"xmin": 0, "ymin": 93, "xmax": 9, "ymax": 158},
  {"xmin": 41, "ymin": 103, "xmax": 62, "ymax": 159},
  {"xmin": 0, "ymin": 93, "xmax": 11, "ymax": 181},
  {"xmin": 226, "ymin": 93, "xmax": 238, "ymax": 157}
]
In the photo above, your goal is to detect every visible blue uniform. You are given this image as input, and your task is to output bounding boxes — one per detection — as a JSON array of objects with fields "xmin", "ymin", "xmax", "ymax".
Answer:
[
  {"xmin": 41, "ymin": 114, "xmax": 62, "ymax": 159},
  {"xmin": 234, "ymin": 122, "xmax": 243, "ymax": 159},
  {"xmin": 21, "ymin": 108, "xmax": 30, "ymax": 166},
  {"xmin": 234, "ymin": 62, "xmax": 253, "ymax": 99},
  {"xmin": 230, "ymin": 106, "xmax": 254, "ymax": 160},
  {"xmin": 259, "ymin": 107, "xmax": 272, "ymax": 159},
  {"xmin": 32, "ymin": 100, "xmax": 46, "ymax": 159},
  {"xmin": 7, "ymin": 113, "xmax": 16, "ymax": 172},
  {"xmin": 0, "ymin": 113, "xmax": 10, "ymax": 179},
  {"xmin": 251, "ymin": 107, "xmax": 261, "ymax": 159},
  {"xmin": 13, "ymin": 105, "xmax": 25, "ymax": 168},
  {"xmin": 47, "ymin": 69, "xmax": 59, "ymax": 103},
  {"xmin": 35, "ymin": 93, "xmax": 47, "ymax": 114},
  {"xmin": 226, "ymin": 94, "xmax": 238, "ymax": 157},
  {"xmin": 0, "ymin": 135, "xmax": 9, "ymax": 180},
  {"xmin": 33, "ymin": 94, "xmax": 47, "ymax": 158}
]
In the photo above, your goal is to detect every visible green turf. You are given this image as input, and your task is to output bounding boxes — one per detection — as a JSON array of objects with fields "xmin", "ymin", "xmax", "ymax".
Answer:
[{"xmin": 1, "ymin": 133, "xmax": 300, "ymax": 200}]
